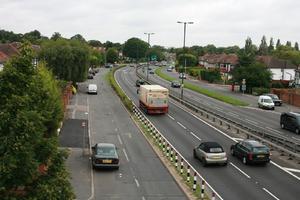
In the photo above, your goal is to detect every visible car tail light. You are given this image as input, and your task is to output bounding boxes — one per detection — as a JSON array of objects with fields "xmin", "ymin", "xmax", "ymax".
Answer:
[{"xmin": 248, "ymin": 153, "xmax": 253, "ymax": 160}]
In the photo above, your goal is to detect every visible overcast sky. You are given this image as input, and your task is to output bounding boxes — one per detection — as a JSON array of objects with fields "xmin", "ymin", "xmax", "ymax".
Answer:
[{"xmin": 1, "ymin": 0, "xmax": 299, "ymax": 48}]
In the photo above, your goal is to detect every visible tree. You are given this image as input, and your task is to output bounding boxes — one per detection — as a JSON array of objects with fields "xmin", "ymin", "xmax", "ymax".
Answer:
[
  {"xmin": 70, "ymin": 34, "xmax": 86, "ymax": 43},
  {"xmin": 88, "ymin": 40, "xmax": 102, "ymax": 47},
  {"xmin": 146, "ymin": 47, "xmax": 165, "ymax": 62},
  {"xmin": 0, "ymin": 42, "xmax": 74, "ymax": 199},
  {"xmin": 273, "ymin": 45, "xmax": 300, "ymax": 67},
  {"xmin": 177, "ymin": 53, "xmax": 197, "ymax": 68},
  {"xmin": 258, "ymin": 35, "xmax": 268, "ymax": 55},
  {"xmin": 90, "ymin": 49, "xmax": 104, "ymax": 67},
  {"xmin": 294, "ymin": 42, "xmax": 299, "ymax": 51},
  {"xmin": 123, "ymin": 38, "xmax": 149, "ymax": 61},
  {"xmin": 0, "ymin": 29, "xmax": 22, "ymax": 43},
  {"xmin": 286, "ymin": 41, "xmax": 292, "ymax": 47},
  {"xmin": 276, "ymin": 39, "xmax": 281, "ymax": 49},
  {"xmin": 106, "ymin": 48, "xmax": 119, "ymax": 63},
  {"xmin": 231, "ymin": 62, "xmax": 272, "ymax": 93},
  {"xmin": 268, "ymin": 37, "xmax": 274, "ymax": 52},
  {"xmin": 51, "ymin": 32, "xmax": 62, "ymax": 41},
  {"xmin": 238, "ymin": 37, "xmax": 256, "ymax": 67}
]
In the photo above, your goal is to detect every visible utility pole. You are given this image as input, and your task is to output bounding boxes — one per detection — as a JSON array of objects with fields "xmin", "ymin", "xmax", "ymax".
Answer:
[{"xmin": 144, "ymin": 32, "xmax": 155, "ymax": 81}]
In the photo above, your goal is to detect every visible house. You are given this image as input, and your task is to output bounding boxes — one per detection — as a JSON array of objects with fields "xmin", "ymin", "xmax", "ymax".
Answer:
[
  {"xmin": 199, "ymin": 53, "xmax": 238, "ymax": 73},
  {"xmin": 0, "ymin": 51, "xmax": 9, "ymax": 71},
  {"xmin": 257, "ymin": 56, "xmax": 298, "ymax": 81}
]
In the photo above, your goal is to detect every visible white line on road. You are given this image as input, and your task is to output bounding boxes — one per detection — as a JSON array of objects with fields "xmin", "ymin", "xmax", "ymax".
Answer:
[
  {"xmin": 245, "ymin": 118, "xmax": 258, "ymax": 125},
  {"xmin": 122, "ymin": 148, "xmax": 129, "ymax": 162},
  {"xmin": 117, "ymin": 135, "xmax": 123, "ymax": 145},
  {"xmin": 265, "ymin": 127, "xmax": 282, "ymax": 134},
  {"xmin": 271, "ymin": 161, "xmax": 300, "ymax": 181},
  {"xmin": 230, "ymin": 162, "xmax": 251, "ymax": 179},
  {"xmin": 190, "ymin": 132, "xmax": 201, "ymax": 141},
  {"xmin": 142, "ymin": 196, "xmax": 146, "ymax": 200},
  {"xmin": 214, "ymin": 107, "xmax": 223, "ymax": 111},
  {"xmin": 292, "ymin": 136, "xmax": 300, "ymax": 141},
  {"xmin": 177, "ymin": 122, "xmax": 186, "ymax": 129},
  {"xmin": 282, "ymin": 167, "xmax": 300, "ymax": 173},
  {"xmin": 227, "ymin": 112, "xmax": 239, "ymax": 117},
  {"xmin": 134, "ymin": 178, "xmax": 140, "ymax": 188},
  {"xmin": 167, "ymin": 114, "xmax": 175, "ymax": 120},
  {"xmin": 263, "ymin": 188, "xmax": 280, "ymax": 200}
]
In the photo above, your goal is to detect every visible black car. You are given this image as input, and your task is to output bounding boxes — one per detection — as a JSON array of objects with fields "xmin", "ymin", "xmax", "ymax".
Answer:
[
  {"xmin": 264, "ymin": 93, "xmax": 282, "ymax": 106},
  {"xmin": 87, "ymin": 73, "xmax": 94, "ymax": 79},
  {"xmin": 149, "ymin": 70, "xmax": 154, "ymax": 74},
  {"xmin": 136, "ymin": 79, "xmax": 145, "ymax": 87},
  {"xmin": 92, "ymin": 143, "xmax": 119, "ymax": 169},
  {"xmin": 230, "ymin": 140, "xmax": 270, "ymax": 165},
  {"xmin": 171, "ymin": 80, "xmax": 181, "ymax": 88},
  {"xmin": 280, "ymin": 112, "xmax": 300, "ymax": 134}
]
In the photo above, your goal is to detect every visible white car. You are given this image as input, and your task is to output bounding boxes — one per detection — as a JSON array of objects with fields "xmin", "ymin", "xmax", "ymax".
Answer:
[
  {"xmin": 87, "ymin": 84, "xmax": 98, "ymax": 94},
  {"xmin": 258, "ymin": 95, "xmax": 274, "ymax": 110},
  {"xmin": 179, "ymin": 73, "xmax": 186, "ymax": 79}
]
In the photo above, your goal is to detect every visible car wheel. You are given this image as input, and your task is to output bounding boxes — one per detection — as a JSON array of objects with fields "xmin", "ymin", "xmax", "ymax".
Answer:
[
  {"xmin": 242, "ymin": 157, "xmax": 247, "ymax": 165},
  {"xmin": 223, "ymin": 162, "xmax": 228, "ymax": 166},
  {"xmin": 280, "ymin": 123, "xmax": 285, "ymax": 129},
  {"xmin": 296, "ymin": 128, "xmax": 299, "ymax": 134},
  {"xmin": 272, "ymin": 107, "xmax": 275, "ymax": 110},
  {"xmin": 202, "ymin": 158, "xmax": 207, "ymax": 167},
  {"xmin": 230, "ymin": 148, "xmax": 235, "ymax": 156},
  {"xmin": 193, "ymin": 150, "xmax": 197, "ymax": 159}
]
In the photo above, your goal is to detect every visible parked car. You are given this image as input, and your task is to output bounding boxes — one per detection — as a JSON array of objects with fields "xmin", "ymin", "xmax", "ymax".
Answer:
[
  {"xmin": 179, "ymin": 73, "xmax": 186, "ymax": 79},
  {"xmin": 171, "ymin": 80, "xmax": 181, "ymax": 88},
  {"xmin": 149, "ymin": 70, "xmax": 154, "ymax": 74},
  {"xmin": 193, "ymin": 142, "xmax": 227, "ymax": 166},
  {"xmin": 167, "ymin": 67, "xmax": 173, "ymax": 72},
  {"xmin": 91, "ymin": 143, "xmax": 119, "ymax": 169},
  {"xmin": 136, "ymin": 79, "xmax": 145, "ymax": 87},
  {"xmin": 87, "ymin": 73, "xmax": 94, "ymax": 79},
  {"xmin": 264, "ymin": 93, "xmax": 282, "ymax": 106},
  {"xmin": 87, "ymin": 84, "xmax": 97, "ymax": 94},
  {"xmin": 258, "ymin": 95, "xmax": 275, "ymax": 110},
  {"xmin": 280, "ymin": 112, "xmax": 300, "ymax": 134},
  {"xmin": 230, "ymin": 140, "xmax": 270, "ymax": 165}
]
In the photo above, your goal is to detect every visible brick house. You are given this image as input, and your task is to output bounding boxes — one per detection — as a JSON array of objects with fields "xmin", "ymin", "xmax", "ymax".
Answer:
[{"xmin": 199, "ymin": 53, "xmax": 238, "ymax": 73}]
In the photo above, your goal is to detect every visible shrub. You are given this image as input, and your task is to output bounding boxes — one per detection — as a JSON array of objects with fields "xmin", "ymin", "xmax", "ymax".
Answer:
[
  {"xmin": 200, "ymin": 69, "xmax": 221, "ymax": 83},
  {"xmin": 252, "ymin": 87, "xmax": 270, "ymax": 96}
]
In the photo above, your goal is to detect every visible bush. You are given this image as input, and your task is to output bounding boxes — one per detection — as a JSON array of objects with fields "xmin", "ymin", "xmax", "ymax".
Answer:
[
  {"xmin": 252, "ymin": 87, "xmax": 270, "ymax": 96},
  {"xmin": 271, "ymin": 82, "xmax": 284, "ymax": 88},
  {"xmin": 200, "ymin": 69, "xmax": 221, "ymax": 83},
  {"xmin": 187, "ymin": 68, "xmax": 202, "ymax": 77}
]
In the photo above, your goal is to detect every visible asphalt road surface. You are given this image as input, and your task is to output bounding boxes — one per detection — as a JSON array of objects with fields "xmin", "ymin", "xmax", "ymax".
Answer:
[
  {"xmin": 63, "ymin": 68, "xmax": 188, "ymax": 200},
  {"xmin": 116, "ymin": 66, "xmax": 300, "ymax": 200}
]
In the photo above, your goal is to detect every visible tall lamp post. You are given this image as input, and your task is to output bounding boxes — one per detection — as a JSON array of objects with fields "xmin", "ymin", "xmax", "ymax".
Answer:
[
  {"xmin": 144, "ymin": 32, "xmax": 155, "ymax": 81},
  {"xmin": 177, "ymin": 21, "xmax": 193, "ymax": 99}
]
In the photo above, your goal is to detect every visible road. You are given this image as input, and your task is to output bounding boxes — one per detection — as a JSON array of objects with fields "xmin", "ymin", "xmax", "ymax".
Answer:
[
  {"xmin": 63, "ymin": 68, "xmax": 188, "ymax": 200},
  {"xmin": 141, "ymin": 66, "xmax": 300, "ymax": 143},
  {"xmin": 116, "ymin": 66, "xmax": 300, "ymax": 200}
]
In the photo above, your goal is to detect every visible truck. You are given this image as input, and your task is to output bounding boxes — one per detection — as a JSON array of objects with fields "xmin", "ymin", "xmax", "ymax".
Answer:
[{"xmin": 139, "ymin": 85, "xmax": 169, "ymax": 114}]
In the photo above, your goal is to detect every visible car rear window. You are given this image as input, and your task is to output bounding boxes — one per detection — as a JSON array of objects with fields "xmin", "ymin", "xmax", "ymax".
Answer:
[
  {"xmin": 97, "ymin": 147, "xmax": 116, "ymax": 156},
  {"xmin": 209, "ymin": 147, "xmax": 223, "ymax": 153},
  {"xmin": 252, "ymin": 146, "xmax": 269, "ymax": 153}
]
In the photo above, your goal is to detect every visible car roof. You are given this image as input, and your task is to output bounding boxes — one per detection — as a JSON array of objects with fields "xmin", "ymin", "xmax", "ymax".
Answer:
[
  {"xmin": 284, "ymin": 112, "xmax": 300, "ymax": 116},
  {"xmin": 243, "ymin": 140, "xmax": 265, "ymax": 147},
  {"xmin": 259, "ymin": 95, "xmax": 272, "ymax": 99},
  {"xmin": 96, "ymin": 143, "xmax": 116, "ymax": 148},
  {"xmin": 201, "ymin": 142, "xmax": 222, "ymax": 148}
]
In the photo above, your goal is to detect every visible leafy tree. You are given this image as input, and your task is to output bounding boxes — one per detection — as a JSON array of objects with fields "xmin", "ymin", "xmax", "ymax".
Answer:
[
  {"xmin": 177, "ymin": 53, "xmax": 197, "ymax": 68},
  {"xmin": 273, "ymin": 45, "xmax": 300, "ymax": 67},
  {"xmin": 258, "ymin": 35, "xmax": 268, "ymax": 55},
  {"xmin": 238, "ymin": 37, "xmax": 256, "ymax": 67},
  {"xmin": 123, "ymin": 38, "xmax": 149, "ymax": 60},
  {"xmin": 23, "ymin": 30, "xmax": 42, "ymax": 43},
  {"xmin": 88, "ymin": 40, "xmax": 102, "ymax": 47},
  {"xmin": 276, "ymin": 39, "xmax": 281, "ymax": 49},
  {"xmin": 0, "ymin": 42, "xmax": 74, "ymax": 199},
  {"xmin": 0, "ymin": 29, "xmax": 22, "ymax": 43},
  {"xmin": 231, "ymin": 62, "xmax": 272, "ymax": 93},
  {"xmin": 106, "ymin": 48, "xmax": 119, "ymax": 63},
  {"xmin": 294, "ymin": 42, "xmax": 299, "ymax": 51},
  {"xmin": 286, "ymin": 41, "xmax": 292, "ymax": 47},
  {"xmin": 39, "ymin": 39, "xmax": 90, "ymax": 82},
  {"xmin": 51, "ymin": 32, "xmax": 62, "ymax": 41},
  {"xmin": 268, "ymin": 37, "xmax": 274, "ymax": 52},
  {"xmin": 90, "ymin": 49, "xmax": 104, "ymax": 67},
  {"xmin": 146, "ymin": 47, "xmax": 165, "ymax": 61},
  {"xmin": 70, "ymin": 34, "xmax": 86, "ymax": 43}
]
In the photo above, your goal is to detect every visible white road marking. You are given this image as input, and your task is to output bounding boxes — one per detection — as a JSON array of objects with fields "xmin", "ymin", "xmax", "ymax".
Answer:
[
  {"xmin": 134, "ymin": 178, "xmax": 140, "ymax": 188},
  {"xmin": 227, "ymin": 112, "xmax": 239, "ymax": 117},
  {"xmin": 232, "ymin": 137, "xmax": 243, "ymax": 141},
  {"xmin": 292, "ymin": 136, "xmax": 300, "ymax": 141},
  {"xmin": 282, "ymin": 167, "xmax": 300, "ymax": 173},
  {"xmin": 215, "ymin": 107, "xmax": 223, "ymax": 111},
  {"xmin": 167, "ymin": 114, "xmax": 175, "ymax": 120},
  {"xmin": 142, "ymin": 196, "xmax": 146, "ymax": 200},
  {"xmin": 229, "ymin": 162, "xmax": 251, "ymax": 179},
  {"xmin": 190, "ymin": 132, "xmax": 201, "ymax": 141},
  {"xmin": 117, "ymin": 135, "xmax": 123, "ymax": 145},
  {"xmin": 265, "ymin": 127, "xmax": 282, "ymax": 134},
  {"xmin": 245, "ymin": 118, "xmax": 258, "ymax": 125},
  {"xmin": 122, "ymin": 148, "xmax": 129, "ymax": 162},
  {"xmin": 177, "ymin": 122, "xmax": 186, "ymax": 129},
  {"xmin": 270, "ymin": 161, "xmax": 300, "ymax": 181},
  {"xmin": 262, "ymin": 188, "xmax": 280, "ymax": 200}
]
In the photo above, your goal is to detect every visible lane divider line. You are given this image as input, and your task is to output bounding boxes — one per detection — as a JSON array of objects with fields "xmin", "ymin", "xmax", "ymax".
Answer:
[
  {"xmin": 134, "ymin": 178, "xmax": 140, "ymax": 188},
  {"xmin": 229, "ymin": 162, "xmax": 251, "ymax": 179},
  {"xmin": 262, "ymin": 188, "xmax": 280, "ymax": 200},
  {"xmin": 117, "ymin": 135, "xmax": 123, "ymax": 145},
  {"xmin": 190, "ymin": 132, "xmax": 201, "ymax": 141},
  {"xmin": 177, "ymin": 122, "xmax": 186, "ymax": 129},
  {"xmin": 282, "ymin": 167, "xmax": 300, "ymax": 173},
  {"xmin": 123, "ymin": 148, "xmax": 129, "ymax": 162},
  {"xmin": 167, "ymin": 114, "xmax": 175, "ymax": 120}
]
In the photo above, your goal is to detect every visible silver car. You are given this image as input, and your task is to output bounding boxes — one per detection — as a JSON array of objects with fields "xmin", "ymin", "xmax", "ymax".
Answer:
[{"xmin": 193, "ymin": 142, "xmax": 227, "ymax": 166}]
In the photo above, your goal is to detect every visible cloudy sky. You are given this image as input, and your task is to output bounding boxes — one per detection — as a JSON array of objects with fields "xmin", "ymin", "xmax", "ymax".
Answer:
[{"xmin": 1, "ymin": 0, "xmax": 299, "ymax": 48}]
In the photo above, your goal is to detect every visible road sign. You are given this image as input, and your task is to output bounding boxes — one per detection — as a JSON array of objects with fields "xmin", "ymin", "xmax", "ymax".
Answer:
[
  {"xmin": 151, "ymin": 55, "xmax": 157, "ymax": 61},
  {"xmin": 241, "ymin": 84, "xmax": 246, "ymax": 91},
  {"xmin": 242, "ymin": 79, "xmax": 246, "ymax": 85}
]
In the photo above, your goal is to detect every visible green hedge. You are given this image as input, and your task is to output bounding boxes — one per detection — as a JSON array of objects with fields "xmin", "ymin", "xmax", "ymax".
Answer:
[
  {"xmin": 106, "ymin": 65, "xmax": 133, "ymax": 112},
  {"xmin": 200, "ymin": 69, "xmax": 221, "ymax": 83},
  {"xmin": 252, "ymin": 87, "xmax": 270, "ymax": 96}
]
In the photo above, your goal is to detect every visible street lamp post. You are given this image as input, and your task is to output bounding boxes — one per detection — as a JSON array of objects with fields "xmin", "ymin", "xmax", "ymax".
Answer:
[
  {"xmin": 177, "ymin": 21, "xmax": 193, "ymax": 99},
  {"xmin": 144, "ymin": 32, "xmax": 155, "ymax": 81}
]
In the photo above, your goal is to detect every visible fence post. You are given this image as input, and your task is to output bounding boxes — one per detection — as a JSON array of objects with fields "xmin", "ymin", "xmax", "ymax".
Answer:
[
  {"xmin": 212, "ymin": 192, "xmax": 216, "ymax": 200},
  {"xmin": 175, "ymin": 152, "xmax": 178, "ymax": 168},
  {"xmin": 193, "ymin": 172, "xmax": 197, "ymax": 192},
  {"xmin": 180, "ymin": 158, "xmax": 184, "ymax": 174},
  {"xmin": 187, "ymin": 165, "xmax": 190, "ymax": 182},
  {"xmin": 201, "ymin": 180, "xmax": 205, "ymax": 199}
]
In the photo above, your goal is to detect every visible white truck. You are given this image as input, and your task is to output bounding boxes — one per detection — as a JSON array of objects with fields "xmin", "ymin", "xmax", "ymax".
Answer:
[{"xmin": 139, "ymin": 85, "xmax": 169, "ymax": 114}]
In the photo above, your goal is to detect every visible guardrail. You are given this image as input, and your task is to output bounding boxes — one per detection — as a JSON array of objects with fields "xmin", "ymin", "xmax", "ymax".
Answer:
[{"xmin": 136, "ymin": 68, "xmax": 300, "ymax": 162}]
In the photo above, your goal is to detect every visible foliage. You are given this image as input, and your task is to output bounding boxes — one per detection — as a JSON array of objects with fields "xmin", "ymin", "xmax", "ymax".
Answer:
[
  {"xmin": 106, "ymin": 48, "xmax": 119, "ymax": 63},
  {"xmin": 70, "ymin": 34, "xmax": 86, "ymax": 43},
  {"xmin": 0, "ymin": 42, "xmax": 74, "ymax": 199},
  {"xmin": 231, "ymin": 62, "xmax": 272, "ymax": 93},
  {"xmin": 88, "ymin": 40, "xmax": 102, "ymax": 47},
  {"xmin": 39, "ymin": 39, "xmax": 90, "ymax": 82},
  {"xmin": 276, "ymin": 39, "xmax": 281, "ymax": 49},
  {"xmin": 50, "ymin": 32, "xmax": 62, "ymax": 41},
  {"xmin": 155, "ymin": 68, "xmax": 248, "ymax": 106},
  {"xmin": 273, "ymin": 45, "xmax": 300, "ymax": 66},
  {"xmin": 123, "ymin": 38, "xmax": 149, "ymax": 60},
  {"xmin": 177, "ymin": 53, "xmax": 197, "ymax": 68},
  {"xmin": 90, "ymin": 49, "xmax": 104, "ymax": 67},
  {"xmin": 0, "ymin": 29, "xmax": 23, "ymax": 43},
  {"xmin": 200, "ymin": 69, "xmax": 221, "ymax": 83},
  {"xmin": 268, "ymin": 37, "xmax": 274, "ymax": 52},
  {"xmin": 187, "ymin": 67, "xmax": 203, "ymax": 77},
  {"xmin": 252, "ymin": 87, "xmax": 270, "ymax": 96},
  {"xmin": 146, "ymin": 47, "xmax": 165, "ymax": 62},
  {"xmin": 237, "ymin": 37, "xmax": 256, "ymax": 67},
  {"xmin": 23, "ymin": 30, "xmax": 43, "ymax": 43},
  {"xmin": 258, "ymin": 35, "xmax": 268, "ymax": 55},
  {"xmin": 295, "ymin": 42, "xmax": 299, "ymax": 51}
]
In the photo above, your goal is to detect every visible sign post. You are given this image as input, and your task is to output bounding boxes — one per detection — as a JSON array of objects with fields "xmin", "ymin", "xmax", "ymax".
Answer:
[{"xmin": 242, "ymin": 79, "xmax": 246, "ymax": 94}]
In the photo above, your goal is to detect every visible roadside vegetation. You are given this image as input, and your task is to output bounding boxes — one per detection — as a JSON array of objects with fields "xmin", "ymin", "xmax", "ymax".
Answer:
[{"xmin": 155, "ymin": 68, "xmax": 248, "ymax": 106}]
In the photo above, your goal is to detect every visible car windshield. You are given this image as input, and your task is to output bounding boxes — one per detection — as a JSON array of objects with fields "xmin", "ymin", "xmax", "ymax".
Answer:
[
  {"xmin": 209, "ymin": 147, "xmax": 223, "ymax": 153},
  {"xmin": 263, "ymin": 99, "xmax": 273, "ymax": 103},
  {"xmin": 252, "ymin": 146, "xmax": 269, "ymax": 153},
  {"xmin": 97, "ymin": 146, "xmax": 116, "ymax": 156}
]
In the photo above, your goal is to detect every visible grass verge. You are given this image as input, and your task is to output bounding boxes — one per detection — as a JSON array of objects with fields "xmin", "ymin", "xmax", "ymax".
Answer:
[{"xmin": 155, "ymin": 67, "xmax": 249, "ymax": 106}]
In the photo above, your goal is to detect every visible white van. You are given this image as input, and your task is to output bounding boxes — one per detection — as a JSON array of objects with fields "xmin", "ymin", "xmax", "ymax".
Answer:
[
  {"xmin": 87, "ymin": 84, "xmax": 97, "ymax": 94},
  {"xmin": 258, "ymin": 95, "xmax": 274, "ymax": 110}
]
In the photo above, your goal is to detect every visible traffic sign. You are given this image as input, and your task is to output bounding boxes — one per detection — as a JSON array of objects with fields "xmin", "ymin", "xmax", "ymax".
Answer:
[
  {"xmin": 151, "ymin": 55, "xmax": 157, "ymax": 61},
  {"xmin": 242, "ymin": 84, "xmax": 246, "ymax": 91}
]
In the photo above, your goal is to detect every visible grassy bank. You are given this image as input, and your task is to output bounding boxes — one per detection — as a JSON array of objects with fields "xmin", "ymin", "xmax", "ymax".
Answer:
[{"xmin": 155, "ymin": 68, "xmax": 248, "ymax": 106}]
